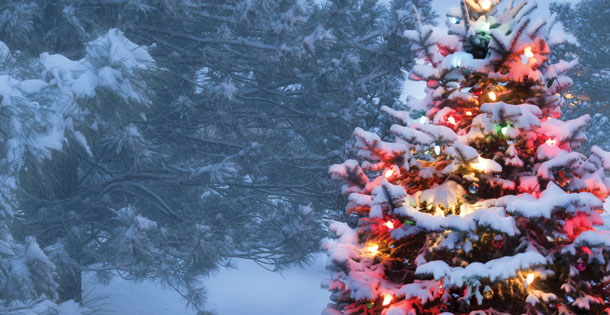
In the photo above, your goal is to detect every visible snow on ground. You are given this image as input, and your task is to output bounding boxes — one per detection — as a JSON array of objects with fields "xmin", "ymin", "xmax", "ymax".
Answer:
[
  {"xmin": 85, "ymin": 210, "xmax": 610, "ymax": 315},
  {"xmin": 205, "ymin": 253, "xmax": 329, "ymax": 315},
  {"xmin": 83, "ymin": 274, "xmax": 195, "ymax": 315},
  {"xmin": 84, "ymin": 253, "xmax": 329, "ymax": 315}
]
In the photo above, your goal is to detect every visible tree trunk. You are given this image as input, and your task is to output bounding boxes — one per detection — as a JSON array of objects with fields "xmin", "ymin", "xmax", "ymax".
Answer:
[{"xmin": 57, "ymin": 269, "xmax": 82, "ymax": 303}]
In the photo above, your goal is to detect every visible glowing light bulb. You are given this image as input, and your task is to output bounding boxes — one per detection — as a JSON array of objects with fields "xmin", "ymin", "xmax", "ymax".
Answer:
[
  {"xmin": 367, "ymin": 244, "xmax": 379, "ymax": 255},
  {"xmin": 384, "ymin": 169, "xmax": 393, "ymax": 178},
  {"xmin": 382, "ymin": 294, "xmax": 393, "ymax": 306},
  {"xmin": 434, "ymin": 145, "xmax": 441, "ymax": 155},
  {"xmin": 480, "ymin": 0, "xmax": 492, "ymax": 11},
  {"xmin": 448, "ymin": 116, "xmax": 457, "ymax": 125},
  {"xmin": 419, "ymin": 116, "xmax": 428, "ymax": 124},
  {"xmin": 471, "ymin": 157, "xmax": 488, "ymax": 172},
  {"xmin": 488, "ymin": 91, "xmax": 497, "ymax": 101},
  {"xmin": 501, "ymin": 126, "xmax": 509, "ymax": 136},
  {"xmin": 465, "ymin": 111, "xmax": 473, "ymax": 116},
  {"xmin": 523, "ymin": 47, "xmax": 534, "ymax": 58},
  {"xmin": 546, "ymin": 137, "xmax": 557, "ymax": 146},
  {"xmin": 385, "ymin": 221, "xmax": 394, "ymax": 229},
  {"xmin": 526, "ymin": 273, "xmax": 535, "ymax": 285}
]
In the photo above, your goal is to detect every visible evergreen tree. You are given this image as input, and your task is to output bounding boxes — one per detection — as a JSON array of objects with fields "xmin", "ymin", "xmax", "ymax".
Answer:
[
  {"xmin": 324, "ymin": 0, "xmax": 610, "ymax": 314},
  {"xmin": 0, "ymin": 0, "xmax": 436, "ymax": 310},
  {"xmin": 0, "ymin": 26, "xmax": 95, "ymax": 314},
  {"xmin": 551, "ymin": 0, "xmax": 610, "ymax": 152}
]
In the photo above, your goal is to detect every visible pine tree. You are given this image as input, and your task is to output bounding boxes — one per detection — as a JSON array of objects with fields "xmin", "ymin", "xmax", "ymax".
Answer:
[
  {"xmin": 0, "ymin": 24, "xmax": 96, "ymax": 315},
  {"xmin": 0, "ymin": 0, "xmax": 437, "ymax": 310},
  {"xmin": 551, "ymin": 0, "xmax": 610, "ymax": 152},
  {"xmin": 323, "ymin": 1, "xmax": 610, "ymax": 314}
]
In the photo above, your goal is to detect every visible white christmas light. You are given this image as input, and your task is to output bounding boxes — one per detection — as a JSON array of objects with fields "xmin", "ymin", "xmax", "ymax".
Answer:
[
  {"xmin": 480, "ymin": 0, "xmax": 492, "ymax": 11},
  {"xmin": 471, "ymin": 157, "xmax": 488, "ymax": 172},
  {"xmin": 523, "ymin": 47, "xmax": 534, "ymax": 58},
  {"xmin": 367, "ymin": 244, "xmax": 379, "ymax": 256},
  {"xmin": 526, "ymin": 273, "xmax": 535, "ymax": 285},
  {"xmin": 488, "ymin": 91, "xmax": 497, "ymax": 101},
  {"xmin": 382, "ymin": 294, "xmax": 393, "ymax": 306},
  {"xmin": 419, "ymin": 116, "xmax": 428, "ymax": 124},
  {"xmin": 434, "ymin": 145, "xmax": 441, "ymax": 155},
  {"xmin": 546, "ymin": 137, "xmax": 557, "ymax": 146}
]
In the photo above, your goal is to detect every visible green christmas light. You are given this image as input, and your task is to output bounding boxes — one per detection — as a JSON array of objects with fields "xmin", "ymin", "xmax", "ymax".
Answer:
[{"xmin": 501, "ymin": 126, "xmax": 509, "ymax": 136}]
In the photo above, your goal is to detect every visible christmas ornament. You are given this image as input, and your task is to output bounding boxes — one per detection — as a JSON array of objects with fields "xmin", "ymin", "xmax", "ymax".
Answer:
[
  {"xmin": 576, "ymin": 258, "xmax": 586, "ymax": 272},
  {"xmin": 492, "ymin": 235, "xmax": 504, "ymax": 248},
  {"xmin": 468, "ymin": 183, "xmax": 479, "ymax": 194},
  {"xmin": 482, "ymin": 285, "xmax": 494, "ymax": 300}
]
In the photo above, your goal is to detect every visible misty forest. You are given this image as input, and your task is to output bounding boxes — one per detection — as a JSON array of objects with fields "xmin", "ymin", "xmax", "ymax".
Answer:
[{"xmin": 0, "ymin": 0, "xmax": 608, "ymax": 314}]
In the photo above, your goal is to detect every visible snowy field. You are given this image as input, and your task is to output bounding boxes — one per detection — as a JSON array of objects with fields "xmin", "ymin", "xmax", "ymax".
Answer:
[{"xmin": 84, "ymin": 254, "xmax": 329, "ymax": 315}]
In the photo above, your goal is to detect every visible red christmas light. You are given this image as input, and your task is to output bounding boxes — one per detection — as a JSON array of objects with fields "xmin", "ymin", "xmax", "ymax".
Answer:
[
  {"xmin": 546, "ymin": 137, "xmax": 557, "ymax": 146},
  {"xmin": 384, "ymin": 169, "xmax": 393, "ymax": 178},
  {"xmin": 447, "ymin": 116, "xmax": 457, "ymax": 125}
]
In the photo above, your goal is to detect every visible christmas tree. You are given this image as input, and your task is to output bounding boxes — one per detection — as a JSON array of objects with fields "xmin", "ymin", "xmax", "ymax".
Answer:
[{"xmin": 323, "ymin": 1, "xmax": 610, "ymax": 314}]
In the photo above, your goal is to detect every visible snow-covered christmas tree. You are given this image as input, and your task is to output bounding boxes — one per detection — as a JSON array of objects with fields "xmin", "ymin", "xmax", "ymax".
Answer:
[{"xmin": 323, "ymin": 0, "xmax": 610, "ymax": 314}]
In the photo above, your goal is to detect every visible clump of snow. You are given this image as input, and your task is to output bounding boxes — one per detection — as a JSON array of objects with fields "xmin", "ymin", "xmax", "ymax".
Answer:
[
  {"xmin": 416, "ymin": 251, "xmax": 546, "ymax": 287},
  {"xmin": 499, "ymin": 182, "xmax": 602, "ymax": 218}
]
